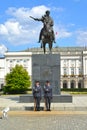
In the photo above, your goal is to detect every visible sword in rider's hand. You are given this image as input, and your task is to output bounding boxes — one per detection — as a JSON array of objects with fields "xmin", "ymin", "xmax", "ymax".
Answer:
[
  {"xmin": 29, "ymin": 16, "xmax": 39, "ymax": 21},
  {"xmin": 29, "ymin": 16, "xmax": 36, "ymax": 20}
]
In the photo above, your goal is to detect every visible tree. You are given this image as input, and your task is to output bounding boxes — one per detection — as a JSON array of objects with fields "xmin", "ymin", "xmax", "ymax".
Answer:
[{"xmin": 3, "ymin": 65, "xmax": 31, "ymax": 94}]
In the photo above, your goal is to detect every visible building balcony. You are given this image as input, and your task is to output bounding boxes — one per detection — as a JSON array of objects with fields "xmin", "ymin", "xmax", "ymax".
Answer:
[
  {"xmin": 78, "ymin": 74, "xmax": 83, "ymax": 77},
  {"xmin": 70, "ymin": 74, "xmax": 75, "ymax": 77},
  {"xmin": 63, "ymin": 74, "xmax": 68, "ymax": 77},
  {"xmin": 62, "ymin": 74, "xmax": 84, "ymax": 78}
]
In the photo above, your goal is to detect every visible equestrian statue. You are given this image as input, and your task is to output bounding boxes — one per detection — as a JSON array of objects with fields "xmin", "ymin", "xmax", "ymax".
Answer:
[{"xmin": 30, "ymin": 10, "xmax": 56, "ymax": 54}]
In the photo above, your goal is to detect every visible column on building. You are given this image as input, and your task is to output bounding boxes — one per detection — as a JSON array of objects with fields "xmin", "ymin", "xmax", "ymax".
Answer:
[
  {"xmin": 75, "ymin": 59, "xmax": 78, "ymax": 76},
  {"xmin": 83, "ymin": 55, "xmax": 87, "ymax": 88},
  {"xmin": 84, "ymin": 57, "xmax": 87, "ymax": 88},
  {"xmin": 60, "ymin": 79, "xmax": 63, "ymax": 89},
  {"xmin": 68, "ymin": 60, "xmax": 71, "ymax": 76},
  {"xmin": 84, "ymin": 79, "xmax": 87, "ymax": 88},
  {"xmin": 83, "ymin": 57, "xmax": 86, "ymax": 76},
  {"xmin": 68, "ymin": 80, "xmax": 71, "ymax": 89},
  {"xmin": 84, "ymin": 54, "xmax": 87, "ymax": 88},
  {"xmin": 75, "ymin": 59, "xmax": 79, "ymax": 88},
  {"xmin": 75, "ymin": 80, "xmax": 78, "ymax": 88}
]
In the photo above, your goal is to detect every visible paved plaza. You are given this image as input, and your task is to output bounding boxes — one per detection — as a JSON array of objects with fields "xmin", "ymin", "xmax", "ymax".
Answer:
[
  {"xmin": 0, "ymin": 95, "xmax": 87, "ymax": 130},
  {"xmin": 0, "ymin": 114, "xmax": 87, "ymax": 130},
  {"xmin": 0, "ymin": 95, "xmax": 87, "ymax": 111}
]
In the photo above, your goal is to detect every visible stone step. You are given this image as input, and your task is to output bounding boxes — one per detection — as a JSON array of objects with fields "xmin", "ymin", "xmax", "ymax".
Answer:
[
  {"xmin": 1, "ymin": 111, "xmax": 87, "ymax": 117},
  {"xmin": 0, "ymin": 106, "xmax": 87, "ymax": 111}
]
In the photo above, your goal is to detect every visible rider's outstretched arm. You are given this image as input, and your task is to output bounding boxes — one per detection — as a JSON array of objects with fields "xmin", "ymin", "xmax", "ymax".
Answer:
[
  {"xmin": 34, "ymin": 18, "xmax": 42, "ymax": 21},
  {"xmin": 30, "ymin": 16, "xmax": 42, "ymax": 21}
]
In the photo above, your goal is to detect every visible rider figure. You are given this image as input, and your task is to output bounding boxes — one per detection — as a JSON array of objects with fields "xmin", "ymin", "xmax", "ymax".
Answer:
[{"xmin": 34, "ymin": 10, "xmax": 56, "ymax": 43}]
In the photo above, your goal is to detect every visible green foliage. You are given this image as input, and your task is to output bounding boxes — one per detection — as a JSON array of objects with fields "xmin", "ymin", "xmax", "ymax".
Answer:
[
  {"xmin": 61, "ymin": 88, "xmax": 87, "ymax": 95},
  {"xmin": 3, "ymin": 65, "xmax": 31, "ymax": 94}
]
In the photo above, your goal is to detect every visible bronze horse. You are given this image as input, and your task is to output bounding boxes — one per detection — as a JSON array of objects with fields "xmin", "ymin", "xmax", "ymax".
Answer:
[{"xmin": 40, "ymin": 28, "xmax": 54, "ymax": 54}]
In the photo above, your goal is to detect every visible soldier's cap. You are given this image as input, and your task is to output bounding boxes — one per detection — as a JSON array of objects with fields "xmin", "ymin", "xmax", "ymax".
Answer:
[
  {"xmin": 35, "ymin": 81, "xmax": 40, "ymax": 83},
  {"xmin": 46, "ymin": 80, "xmax": 50, "ymax": 83}
]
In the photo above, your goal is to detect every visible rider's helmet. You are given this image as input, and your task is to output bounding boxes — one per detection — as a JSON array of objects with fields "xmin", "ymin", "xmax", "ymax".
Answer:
[{"xmin": 45, "ymin": 10, "xmax": 50, "ymax": 15}]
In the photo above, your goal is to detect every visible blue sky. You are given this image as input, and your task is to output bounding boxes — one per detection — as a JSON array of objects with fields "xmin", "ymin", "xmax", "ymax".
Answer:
[{"xmin": 0, "ymin": 0, "xmax": 87, "ymax": 54}]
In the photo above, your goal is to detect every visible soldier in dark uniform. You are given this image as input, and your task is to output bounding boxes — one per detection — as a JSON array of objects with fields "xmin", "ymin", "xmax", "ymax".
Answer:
[
  {"xmin": 33, "ymin": 81, "xmax": 42, "ymax": 111},
  {"xmin": 43, "ymin": 81, "xmax": 53, "ymax": 111}
]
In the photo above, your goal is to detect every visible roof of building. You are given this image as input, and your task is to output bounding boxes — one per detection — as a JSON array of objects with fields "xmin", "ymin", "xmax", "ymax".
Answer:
[
  {"xmin": 23, "ymin": 47, "xmax": 87, "ymax": 52},
  {"xmin": 21, "ymin": 47, "xmax": 87, "ymax": 56}
]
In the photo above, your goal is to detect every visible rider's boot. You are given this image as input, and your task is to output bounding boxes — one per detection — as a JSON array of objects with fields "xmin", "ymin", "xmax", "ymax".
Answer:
[
  {"xmin": 53, "ymin": 37, "xmax": 56, "ymax": 43},
  {"xmin": 38, "ymin": 40, "xmax": 40, "ymax": 43},
  {"xmin": 38, "ymin": 30, "xmax": 43, "ymax": 43},
  {"xmin": 41, "ymin": 43, "xmax": 42, "ymax": 48},
  {"xmin": 38, "ymin": 36, "xmax": 42, "ymax": 43},
  {"xmin": 54, "ymin": 40, "xmax": 56, "ymax": 43}
]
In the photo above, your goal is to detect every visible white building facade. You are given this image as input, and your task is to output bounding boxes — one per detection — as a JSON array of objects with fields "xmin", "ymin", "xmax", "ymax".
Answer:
[
  {"xmin": 0, "ymin": 47, "xmax": 87, "ymax": 89},
  {"xmin": 0, "ymin": 52, "xmax": 32, "ymax": 89}
]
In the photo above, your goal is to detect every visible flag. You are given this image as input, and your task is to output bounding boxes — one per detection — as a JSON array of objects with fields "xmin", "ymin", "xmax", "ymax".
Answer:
[{"xmin": 56, "ymin": 32, "xmax": 58, "ymax": 35}]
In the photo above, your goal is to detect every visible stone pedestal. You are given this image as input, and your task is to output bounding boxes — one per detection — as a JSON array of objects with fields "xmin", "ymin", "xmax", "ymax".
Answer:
[
  {"xmin": 32, "ymin": 54, "xmax": 60, "ymax": 94},
  {"xmin": 19, "ymin": 54, "xmax": 72, "ymax": 103},
  {"xmin": 19, "ymin": 95, "xmax": 72, "ymax": 103}
]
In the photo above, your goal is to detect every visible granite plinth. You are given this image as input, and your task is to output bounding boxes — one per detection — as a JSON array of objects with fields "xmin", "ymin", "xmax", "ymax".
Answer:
[
  {"xmin": 32, "ymin": 54, "xmax": 60, "ymax": 95},
  {"xmin": 19, "ymin": 95, "xmax": 72, "ymax": 103}
]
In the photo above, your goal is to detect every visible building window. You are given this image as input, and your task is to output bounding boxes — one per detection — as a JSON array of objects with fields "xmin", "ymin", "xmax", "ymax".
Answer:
[
  {"xmin": 71, "ymin": 68, "xmax": 74, "ymax": 75},
  {"xmin": 71, "ymin": 80, "xmax": 75, "ymax": 88},
  {"xmin": 24, "ymin": 59, "xmax": 27, "ymax": 62},
  {"xmin": 63, "ymin": 68, "xmax": 67, "ymax": 75},
  {"xmin": 17, "ymin": 60, "xmax": 20, "ymax": 62},
  {"xmin": 78, "ymin": 68, "xmax": 82, "ymax": 75},
  {"xmin": 10, "ymin": 60, "xmax": 13, "ymax": 63},
  {"xmin": 78, "ymin": 80, "xmax": 83, "ymax": 88},
  {"xmin": 63, "ymin": 80, "xmax": 68, "ymax": 89},
  {"xmin": 0, "ymin": 83, "xmax": 4, "ymax": 90}
]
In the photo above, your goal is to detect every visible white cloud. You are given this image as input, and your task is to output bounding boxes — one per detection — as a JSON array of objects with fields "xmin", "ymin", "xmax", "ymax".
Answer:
[
  {"xmin": 0, "ymin": 44, "xmax": 7, "ymax": 55},
  {"xmin": 76, "ymin": 30, "xmax": 87, "ymax": 46},
  {"xmin": 0, "ymin": 24, "xmax": 8, "ymax": 35},
  {"xmin": 5, "ymin": 21, "xmax": 21, "ymax": 35},
  {"xmin": 0, "ymin": 5, "xmax": 50, "ymax": 46},
  {"xmin": 6, "ymin": 6, "xmax": 50, "ymax": 21},
  {"xmin": 0, "ymin": 5, "xmax": 72, "ymax": 46}
]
